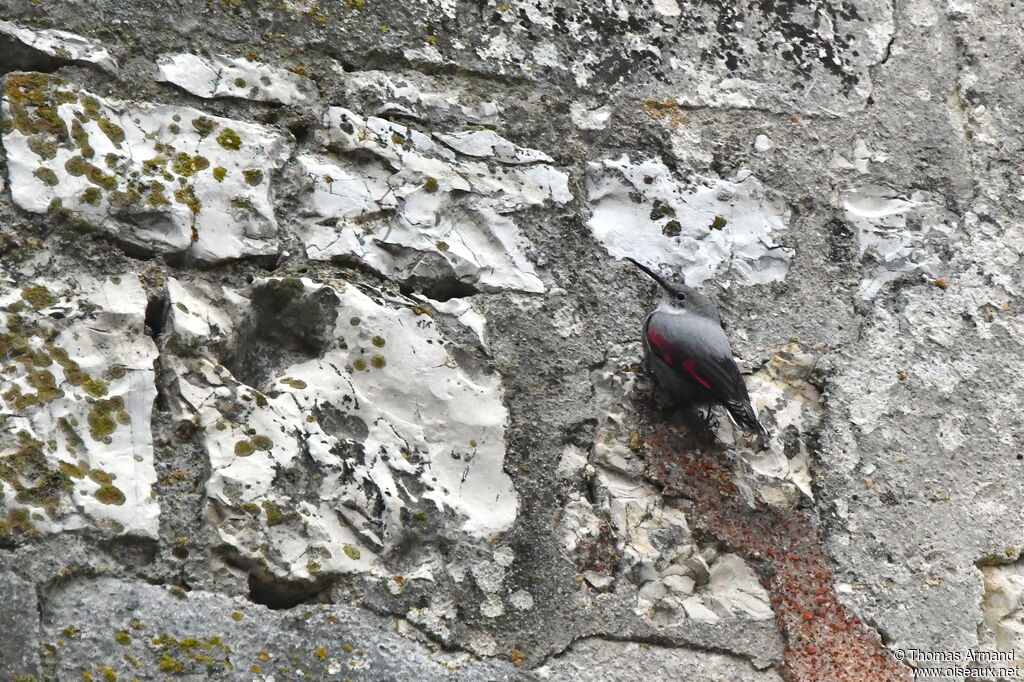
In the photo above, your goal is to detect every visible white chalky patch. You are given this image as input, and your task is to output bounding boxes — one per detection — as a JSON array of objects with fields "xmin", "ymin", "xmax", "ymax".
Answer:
[
  {"xmin": 1, "ymin": 73, "xmax": 291, "ymax": 263},
  {"xmin": 587, "ymin": 155, "xmax": 793, "ymax": 286},
  {"xmin": 0, "ymin": 275, "xmax": 158, "ymax": 537},
  {"xmin": 337, "ymin": 69, "xmax": 499, "ymax": 123},
  {"xmin": 156, "ymin": 53, "xmax": 318, "ymax": 106},
  {"xmin": 0, "ymin": 21, "xmax": 117, "ymax": 71},
  {"xmin": 842, "ymin": 185, "xmax": 957, "ymax": 299},
  {"xmin": 295, "ymin": 107, "xmax": 571, "ymax": 293},
  {"xmin": 167, "ymin": 277, "xmax": 517, "ymax": 580}
]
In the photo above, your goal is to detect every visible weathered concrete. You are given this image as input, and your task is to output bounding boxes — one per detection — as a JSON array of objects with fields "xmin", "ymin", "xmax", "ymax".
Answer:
[{"xmin": 0, "ymin": 1, "xmax": 1019, "ymax": 680}]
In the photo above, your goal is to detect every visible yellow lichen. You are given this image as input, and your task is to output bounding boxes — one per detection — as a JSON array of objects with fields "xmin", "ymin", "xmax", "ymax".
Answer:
[
  {"xmin": 94, "ymin": 483, "xmax": 125, "ymax": 505},
  {"xmin": 97, "ymin": 118, "xmax": 125, "ymax": 148},
  {"xmin": 21, "ymin": 285, "xmax": 56, "ymax": 309},
  {"xmin": 173, "ymin": 186, "xmax": 201, "ymax": 213},
  {"xmin": 216, "ymin": 128, "xmax": 241, "ymax": 150},
  {"xmin": 639, "ymin": 97, "xmax": 690, "ymax": 128}
]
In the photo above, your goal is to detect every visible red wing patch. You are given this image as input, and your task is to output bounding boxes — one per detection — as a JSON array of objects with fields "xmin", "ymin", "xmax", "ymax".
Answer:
[
  {"xmin": 680, "ymin": 359, "xmax": 713, "ymax": 390},
  {"xmin": 646, "ymin": 328, "xmax": 673, "ymax": 365},
  {"xmin": 648, "ymin": 328, "xmax": 714, "ymax": 391}
]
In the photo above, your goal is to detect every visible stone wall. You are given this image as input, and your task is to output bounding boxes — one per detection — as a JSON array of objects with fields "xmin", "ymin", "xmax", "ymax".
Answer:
[{"xmin": 0, "ymin": 1, "xmax": 1021, "ymax": 680}]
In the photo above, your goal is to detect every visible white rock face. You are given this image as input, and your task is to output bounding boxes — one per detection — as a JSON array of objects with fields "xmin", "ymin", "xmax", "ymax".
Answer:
[
  {"xmin": 156, "ymin": 53, "xmax": 318, "ymax": 105},
  {"xmin": 716, "ymin": 343, "xmax": 820, "ymax": 501},
  {"xmin": 978, "ymin": 560, "xmax": 1024, "ymax": 671},
  {"xmin": 534, "ymin": 637, "xmax": 784, "ymax": 681},
  {"xmin": 1, "ymin": 73, "xmax": 292, "ymax": 263},
  {"xmin": 570, "ymin": 102, "xmax": 611, "ymax": 130},
  {"xmin": 0, "ymin": 21, "xmax": 117, "ymax": 71},
  {"xmin": 587, "ymin": 155, "xmax": 793, "ymax": 286},
  {"xmin": 424, "ymin": 296, "xmax": 490, "ymax": 350},
  {"xmin": 842, "ymin": 185, "xmax": 957, "ymax": 299},
  {"xmin": 592, "ymin": 468, "xmax": 771, "ymax": 625},
  {"xmin": 295, "ymin": 107, "xmax": 571, "ymax": 293},
  {"xmin": 0, "ymin": 275, "xmax": 158, "ymax": 538},
  {"xmin": 167, "ymin": 277, "xmax": 517, "ymax": 580},
  {"xmin": 337, "ymin": 69, "xmax": 499, "ymax": 123},
  {"xmin": 558, "ymin": 343, "xmax": 772, "ymax": 626}
]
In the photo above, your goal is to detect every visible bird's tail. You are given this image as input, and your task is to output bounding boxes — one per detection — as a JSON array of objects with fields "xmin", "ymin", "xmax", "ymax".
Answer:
[{"xmin": 724, "ymin": 399, "xmax": 769, "ymax": 437}]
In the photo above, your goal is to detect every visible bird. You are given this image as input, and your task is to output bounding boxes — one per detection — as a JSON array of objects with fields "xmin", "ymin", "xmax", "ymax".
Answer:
[{"xmin": 627, "ymin": 257, "xmax": 769, "ymax": 437}]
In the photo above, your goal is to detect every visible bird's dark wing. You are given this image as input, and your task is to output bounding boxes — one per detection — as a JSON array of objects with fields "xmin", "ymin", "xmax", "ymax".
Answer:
[{"xmin": 645, "ymin": 313, "xmax": 768, "ymax": 436}]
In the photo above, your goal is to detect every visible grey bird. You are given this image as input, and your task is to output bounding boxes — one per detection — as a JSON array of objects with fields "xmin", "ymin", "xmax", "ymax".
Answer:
[{"xmin": 628, "ymin": 258, "xmax": 769, "ymax": 437}]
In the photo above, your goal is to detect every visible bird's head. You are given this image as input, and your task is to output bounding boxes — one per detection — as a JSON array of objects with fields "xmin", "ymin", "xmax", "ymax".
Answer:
[{"xmin": 626, "ymin": 257, "xmax": 721, "ymax": 322}]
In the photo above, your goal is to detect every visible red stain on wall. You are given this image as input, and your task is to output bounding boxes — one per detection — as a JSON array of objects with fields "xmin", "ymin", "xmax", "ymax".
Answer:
[{"xmin": 644, "ymin": 427, "xmax": 910, "ymax": 682}]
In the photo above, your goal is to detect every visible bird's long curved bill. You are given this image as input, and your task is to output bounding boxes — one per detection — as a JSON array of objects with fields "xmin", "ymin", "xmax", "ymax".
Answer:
[{"xmin": 626, "ymin": 257, "xmax": 673, "ymax": 293}]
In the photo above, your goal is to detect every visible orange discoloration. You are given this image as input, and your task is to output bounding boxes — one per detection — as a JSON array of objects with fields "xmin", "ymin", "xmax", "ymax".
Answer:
[{"xmin": 644, "ymin": 427, "xmax": 910, "ymax": 682}]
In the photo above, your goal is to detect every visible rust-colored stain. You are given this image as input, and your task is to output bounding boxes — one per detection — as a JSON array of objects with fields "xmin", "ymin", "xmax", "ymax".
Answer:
[{"xmin": 644, "ymin": 427, "xmax": 910, "ymax": 682}]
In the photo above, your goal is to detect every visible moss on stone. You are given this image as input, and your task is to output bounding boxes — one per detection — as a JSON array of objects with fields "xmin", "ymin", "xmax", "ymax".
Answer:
[
  {"xmin": 171, "ymin": 152, "xmax": 199, "ymax": 177},
  {"xmin": 86, "ymin": 399, "xmax": 123, "ymax": 440},
  {"xmin": 173, "ymin": 186, "xmax": 201, "ymax": 214},
  {"xmin": 4, "ymin": 73, "xmax": 70, "ymax": 140},
  {"xmin": 191, "ymin": 116, "xmax": 217, "ymax": 137},
  {"xmin": 97, "ymin": 117, "xmax": 125, "ymax": 148},
  {"xmin": 94, "ymin": 483, "xmax": 126, "ymax": 505},
  {"xmin": 81, "ymin": 95, "xmax": 102, "ymax": 120},
  {"xmin": 81, "ymin": 187, "xmax": 103, "ymax": 205},
  {"xmin": 64, "ymin": 155, "xmax": 88, "ymax": 177},
  {"xmin": 70, "ymin": 118, "xmax": 94, "ymax": 158},
  {"xmin": 234, "ymin": 440, "xmax": 254, "ymax": 457},
  {"xmin": 0, "ymin": 507, "xmax": 38, "ymax": 540},
  {"xmin": 26, "ymin": 134, "xmax": 58, "ymax": 159},
  {"xmin": 146, "ymin": 182, "xmax": 170, "ymax": 207},
  {"xmin": 21, "ymin": 285, "xmax": 56, "ymax": 309},
  {"xmin": 86, "ymin": 164, "xmax": 118, "ymax": 190},
  {"xmin": 242, "ymin": 168, "xmax": 263, "ymax": 186},
  {"xmin": 212, "ymin": 167, "xmax": 227, "ymax": 182},
  {"xmin": 263, "ymin": 501, "xmax": 284, "ymax": 525},
  {"xmin": 156, "ymin": 652, "xmax": 183, "ymax": 673},
  {"xmin": 216, "ymin": 128, "xmax": 241, "ymax": 150}
]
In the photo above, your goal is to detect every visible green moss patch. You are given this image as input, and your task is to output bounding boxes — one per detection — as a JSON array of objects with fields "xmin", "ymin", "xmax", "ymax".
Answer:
[{"xmin": 216, "ymin": 127, "xmax": 241, "ymax": 150}]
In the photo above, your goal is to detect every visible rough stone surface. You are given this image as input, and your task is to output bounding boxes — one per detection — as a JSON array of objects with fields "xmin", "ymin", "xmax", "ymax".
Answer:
[
  {"xmin": 0, "ymin": 0, "xmax": 1017, "ymax": 680},
  {"xmin": 0, "ymin": 274, "xmax": 159, "ymax": 538},
  {"xmin": 156, "ymin": 53, "xmax": 318, "ymax": 105},
  {"xmin": 167, "ymin": 275, "xmax": 517, "ymax": 581},
  {"xmin": 0, "ymin": 570, "xmax": 42, "ymax": 679},
  {"xmin": 535, "ymin": 638, "xmax": 783, "ymax": 681},
  {"xmin": 0, "ymin": 20, "xmax": 116, "ymax": 72},
  {"xmin": 43, "ymin": 576, "xmax": 529, "ymax": 681},
  {"xmin": 295, "ymin": 106, "xmax": 570, "ymax": 294},
  {"xmin": 2, "ymin": 72, "xmax": 291, "ymax": 263}
]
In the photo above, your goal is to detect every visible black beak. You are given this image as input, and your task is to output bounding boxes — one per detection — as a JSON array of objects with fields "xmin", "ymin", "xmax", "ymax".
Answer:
[{"xmin": 626, "ymin": 257, "xmax": 673, "ymax": 294}]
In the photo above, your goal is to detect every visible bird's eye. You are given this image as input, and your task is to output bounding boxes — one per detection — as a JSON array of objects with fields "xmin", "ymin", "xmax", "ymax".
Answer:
[{"xmin": 675, "ymin": 292, "xmax": 686, "ymax": 301}]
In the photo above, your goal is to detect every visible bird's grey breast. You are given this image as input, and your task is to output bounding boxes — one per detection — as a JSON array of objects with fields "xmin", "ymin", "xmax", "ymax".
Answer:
[{"xmin": 650, "ymin": 306, "xmax": 732, "ymax": 360}]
